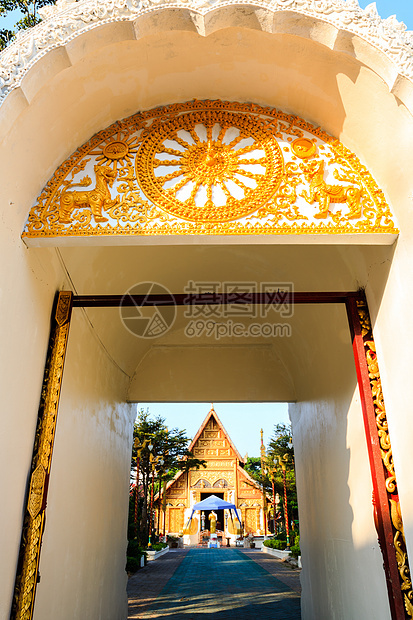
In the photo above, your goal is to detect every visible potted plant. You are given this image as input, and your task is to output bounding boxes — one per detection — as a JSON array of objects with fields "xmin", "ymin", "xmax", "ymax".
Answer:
[{"xmin": 167, "ymin": 535, "xmax": 179, "ymax": 548}]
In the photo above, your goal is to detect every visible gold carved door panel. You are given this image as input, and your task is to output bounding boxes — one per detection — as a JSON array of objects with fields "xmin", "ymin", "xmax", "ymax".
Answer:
[
  {"xmin": 168, "ymin": 508, "xmax": 184, "ymax": 533},
  {"xmin": 245, "ymin": 508, "xmax": 257, "ymax": 534}
]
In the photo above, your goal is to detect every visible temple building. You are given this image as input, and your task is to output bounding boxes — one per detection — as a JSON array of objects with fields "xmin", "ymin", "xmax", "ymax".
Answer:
[{"xmin": 159, "ymin": 406, "xmax": 267, "ymax": 543}]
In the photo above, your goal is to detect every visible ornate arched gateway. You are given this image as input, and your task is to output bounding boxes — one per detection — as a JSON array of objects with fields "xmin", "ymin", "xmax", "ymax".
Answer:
[{"xmin": 2, "ymin": 2, "xmax": 413, "ymax": 620}]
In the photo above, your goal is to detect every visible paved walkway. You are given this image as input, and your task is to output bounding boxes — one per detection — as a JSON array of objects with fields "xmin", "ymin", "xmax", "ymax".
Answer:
[{"xmin": 128, "ymin": 548, "xmax": 301, "ymax": 619}]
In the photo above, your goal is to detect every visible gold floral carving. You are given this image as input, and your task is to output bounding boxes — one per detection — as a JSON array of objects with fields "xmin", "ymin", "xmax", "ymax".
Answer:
[
  {"xmin": 191, "ymin": 470, "xmax": 234, "ymax": 488},
  {"xmin": 168, "ymin": 507, "xmax": 185, "ymax": 533},
  {"xmin": 206, "ymin": 460, "xmax": 235, "ymax": 468},
  {"xmin": 391, "ymin": 499, "xmax": 413, "ymax": 615},
  {"xmin": 199, "ymin": 439, "xmax": 225, "ymax": 448},
  {"xmin": 244, "ymin": 508, "xmax": 257, "ymax": 533},
  {"xmin": 213, "ymin": 479, "xmax": 229, "ymax": 488},
  {"xmin": 192, "ymin": 479, "xmax": 212, "ymax": 489},
  {"xmin": 55, "ymin": 291, "xmax": 72, "ymax": 327},
  {"xmin": 358, "ymin": 302, "xmax": 413, "ymax": 617},
  {"xmin": 11, "ymin": 292, "xmax": 72, "ymax": 620},
  {"xmin": 27, "ymin": 465, "xmax": 46, "ymax": 519},
  {"xmin": 22, "ymin": 100, "xmax": 397, "ymax": 240},
  {"xmin": 165, "ymin": 499, "xmax": 186, "ymax": 508},
  {"xmin": 219, "ymin": 449, "xmax": 231, "ymax": 456},
  {"xmin": 193, "ymin": 449, "xmax": 205, "ymax": 457}
]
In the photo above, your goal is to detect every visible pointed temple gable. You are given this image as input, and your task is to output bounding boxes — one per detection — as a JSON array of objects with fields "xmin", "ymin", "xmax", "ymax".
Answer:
[{"xmin": 189, "ymin": 405, "xmax": 244, "ymax": 464}]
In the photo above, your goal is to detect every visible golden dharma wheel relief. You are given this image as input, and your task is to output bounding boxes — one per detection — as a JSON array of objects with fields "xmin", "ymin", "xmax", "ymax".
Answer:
[
  {"xmin": 23, "ymin": 100, "xmax": 398, "ymax": 241},
  {"xmin": 136, "ymin": 109, "xmax": 283, "ymax": 222}
]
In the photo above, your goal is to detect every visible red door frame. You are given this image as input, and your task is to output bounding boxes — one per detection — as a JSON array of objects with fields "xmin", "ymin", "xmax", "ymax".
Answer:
[
  {"xmin": 345, "ymin": 294, "xmax": 408, "ymax": 619},
  {"xmin": 11, "ymin": 289, "xmax": 411, "ymax": 619}
]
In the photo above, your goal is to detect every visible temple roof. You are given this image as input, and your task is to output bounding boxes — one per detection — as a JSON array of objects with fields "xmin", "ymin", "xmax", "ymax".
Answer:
[{"xmin": 188, "ymin": 405, "xmax": 245, "ymax": 464}]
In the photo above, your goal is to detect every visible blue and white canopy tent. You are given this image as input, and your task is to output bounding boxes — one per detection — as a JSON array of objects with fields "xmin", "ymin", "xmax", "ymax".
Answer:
[{"xmin": 184, "ymin": 494, "xmax": 242, "ymax": 533}]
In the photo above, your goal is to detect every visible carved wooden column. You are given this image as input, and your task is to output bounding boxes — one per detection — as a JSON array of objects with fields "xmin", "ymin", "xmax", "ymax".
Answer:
[
  {"xmin": 346, "ymin": 293, "xmax": 412, "ymax": 620},
  {"xmin": 11, "ymin": 292, "xmax": 73, "ymax": 620}
]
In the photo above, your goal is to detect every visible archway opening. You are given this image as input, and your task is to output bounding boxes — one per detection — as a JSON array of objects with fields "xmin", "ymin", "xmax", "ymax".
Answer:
[{"xmin": 25, "ymin": 282, "xmax": 397, "ymax": 620}]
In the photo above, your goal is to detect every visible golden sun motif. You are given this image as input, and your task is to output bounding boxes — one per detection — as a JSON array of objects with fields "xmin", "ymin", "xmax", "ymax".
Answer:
[
  {"xmin": 91, "ymin": 133, "xmax": 139, "ymax": 172},
  {"xmin": 136, "ymin": 110, "xmax": 284, "ymax": 222},
  {"xmin": 291, "ymin": 138, "xmax": 317, "ymax": 159}
]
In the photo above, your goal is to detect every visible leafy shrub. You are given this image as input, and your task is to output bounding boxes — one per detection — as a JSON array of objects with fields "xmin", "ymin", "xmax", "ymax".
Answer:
[
  {"xmin": 126, "ymin": 556, "xmax": 140, "ymax": 573},
  {"xmin": 148, "ymin": 542, "xmax": 168, "ymax": 551},
  {"xmin": 126, "ymin": 540, "xmax": 146, "ymax": 571},
  {"xmin": 127, "ymin": 540, "xmax": 144, "ymax": 557},
  {"xmin": 263, "ymin": 538, "xmax": 287, "ymax": 550},
  {"xmin": 290, "ymin": 535, "xmax": 301, "ymax": 558}
]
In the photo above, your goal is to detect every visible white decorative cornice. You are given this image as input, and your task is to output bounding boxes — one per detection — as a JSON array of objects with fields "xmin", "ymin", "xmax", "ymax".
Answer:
[{"xmin": 1, "ymin": 0, "xmax": 413, "ymax": 105}]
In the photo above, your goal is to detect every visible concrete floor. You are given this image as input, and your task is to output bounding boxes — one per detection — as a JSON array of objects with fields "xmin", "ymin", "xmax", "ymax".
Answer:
[{"xmin": 128, "ymin": 547, "xmax": 301, "ymax": 619}]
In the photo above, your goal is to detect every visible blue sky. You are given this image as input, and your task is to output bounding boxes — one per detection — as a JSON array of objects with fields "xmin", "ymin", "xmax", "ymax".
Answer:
[
  {"xmin": 358, "ymin": 1, "xmax": 413, "ymax": 27},
  {"xmin": 137, "ymin": 402, "xmax": 290, "ymax": 458},
  {"xmin": 1, "ymin": 1, "xmax": 413, "ymax": 31}
]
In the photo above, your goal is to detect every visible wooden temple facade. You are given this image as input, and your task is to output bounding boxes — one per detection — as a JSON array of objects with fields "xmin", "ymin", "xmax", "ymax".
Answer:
[{"xmin": 158, "ymin": 406, "xmax": 267, "ymax": 541}]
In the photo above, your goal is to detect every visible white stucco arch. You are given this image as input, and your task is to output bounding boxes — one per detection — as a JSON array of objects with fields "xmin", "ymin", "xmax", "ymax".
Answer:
[{"xmin": 2, "ymin": 2, "xmax": 413, "ymax": 619}]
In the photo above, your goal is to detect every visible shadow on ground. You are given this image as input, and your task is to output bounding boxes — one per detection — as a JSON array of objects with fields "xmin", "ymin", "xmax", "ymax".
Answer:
[{"xmin": 128, "ymin": 548, "xmax": 301, "ymax": 619}]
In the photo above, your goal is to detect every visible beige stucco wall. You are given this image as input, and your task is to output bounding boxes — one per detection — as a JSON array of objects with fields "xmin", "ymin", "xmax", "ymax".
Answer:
[
  {"xmin": 0, "ymin": 240, "xmax": 64, "ymax": 616},
  {"xmin": 33, "ymin": 308, "xmax": 135, "ymax": 620},
  {"xmin": 1, "ymin": 5, "xmax": 413, "ymax": 619},
  {"xmin": 290, "ymin": 305, "xmax": 391, "ymax": 619}
]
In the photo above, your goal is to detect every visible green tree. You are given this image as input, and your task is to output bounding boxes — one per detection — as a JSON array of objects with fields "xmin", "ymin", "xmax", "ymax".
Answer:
[
  {"xmin": 268, "ymin": 423, "xmax": 295, "ymax": 459},
  {"xmin": 267, "ymin": 423, "xmax": 298, "ymax": 534},
  {"xmin": 130, "ymin": 409, "xmax": 206, "ymax": 547},
  {"xmin": 243, "ymin": 424, "xmax": 298, "ymax": 536},
  {"xmin": 244, "ymin": 456, "xmax": 261, "ymax": 479},
  {"xmin": 0, "ymin": 0, "xmax": 56, "ymax": 51}
]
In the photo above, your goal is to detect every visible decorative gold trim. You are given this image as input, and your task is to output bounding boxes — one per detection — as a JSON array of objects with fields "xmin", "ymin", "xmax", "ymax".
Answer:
[
  {"xmin": 357, "ymin": 301, "xmax": 413, "ymax": 617},
  {"xmin": 27, "ymin": 466, "xmax": 46, "ymax": 520},
  {"xmin": 22, "ymin": 100, "xmax": 398, "ymax": 239},
  {"xmin": 11, "ymin": 292, "xmax": 72, "ymax": 620}
]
